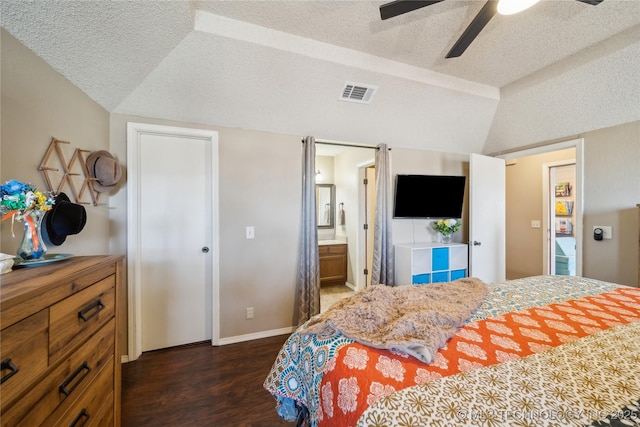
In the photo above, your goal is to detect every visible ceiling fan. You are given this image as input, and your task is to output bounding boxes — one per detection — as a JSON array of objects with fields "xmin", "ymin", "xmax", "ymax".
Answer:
[{"xmin": 379, "ymin": 0, "xmax": 605, "ymax": 58}]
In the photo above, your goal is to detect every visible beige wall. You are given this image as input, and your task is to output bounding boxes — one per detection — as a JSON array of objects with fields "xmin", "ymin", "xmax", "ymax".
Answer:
[
  {"xmin": 1, "ymin": 29, "xmax": 111, "ymax": 255},
  {"xmin": 504, "ymin": 121, "xmax": 640, "ymax": 287},
  {"xmin": 110, "ymin": 114, "xmax": 302, "ymax": 341},
  {"xmin": 582, "ymin": 121, "xmax": 640, "ymax": 287}
]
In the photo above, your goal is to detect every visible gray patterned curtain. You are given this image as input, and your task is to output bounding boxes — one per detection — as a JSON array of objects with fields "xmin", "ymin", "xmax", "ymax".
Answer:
[
  {"xmin": 371, "ymin": 143, "xmax": 394, "ymax": 286},
  {"xmin": 297, "ymin": 136, "xmax": 320, "ymax": 325}
]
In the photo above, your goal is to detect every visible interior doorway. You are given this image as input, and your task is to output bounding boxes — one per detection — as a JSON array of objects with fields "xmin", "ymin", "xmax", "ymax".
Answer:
[
  {"xmin": 126, "ymin": 123, "xmax": 220, "ymax": 360},
  {"xmin": 500, "ymin": 138, "xmax": 583, "ymax": 279},
  {"xmin": 316, "ymin": 143, "xmax": 375, "ymax": 311}
]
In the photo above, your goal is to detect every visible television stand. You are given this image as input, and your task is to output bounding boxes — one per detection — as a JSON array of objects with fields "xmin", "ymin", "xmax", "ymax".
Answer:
[{"xmin": 395, "ymin": 242, "xmax": 468, "ymax": 285}]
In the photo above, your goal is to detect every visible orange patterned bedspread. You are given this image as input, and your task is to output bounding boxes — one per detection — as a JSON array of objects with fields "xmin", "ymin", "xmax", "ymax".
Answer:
[{"xmin": 316, "ymin": 286, "xmax": 640, "ymax": 426}]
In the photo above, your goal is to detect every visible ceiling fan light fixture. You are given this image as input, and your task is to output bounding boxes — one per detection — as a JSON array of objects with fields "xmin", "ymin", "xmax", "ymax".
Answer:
[{"xmin": 497, "ymin": 0, "xmax": 540, "ymax": 15}]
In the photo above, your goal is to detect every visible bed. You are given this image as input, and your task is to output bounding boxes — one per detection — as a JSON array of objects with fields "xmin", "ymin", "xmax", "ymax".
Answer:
[{"xmin": 263, "ymin": 275, "xmax": 640, "ymax": 426}]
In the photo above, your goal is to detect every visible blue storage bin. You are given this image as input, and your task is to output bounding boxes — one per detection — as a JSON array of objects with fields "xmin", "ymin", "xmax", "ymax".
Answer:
[
  {"xmin": 432, "ymin": 248, "xmax": 449, "ymax": 271},
  {"xmin": 432, "ymin": 271, "xmax": 449, "ymax": 283},
  {"xmin": 451, "ymin": 269, "xmax": 466, "ymax": 280},
  {"xmin": 412, "ymin": 273, "xmax": 431, "ymax": 284}
]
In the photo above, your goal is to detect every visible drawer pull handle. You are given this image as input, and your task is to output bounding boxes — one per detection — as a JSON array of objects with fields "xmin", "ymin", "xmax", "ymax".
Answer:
[
  {"xmin": 59, "ymin": 362, "xmax": 92, "ymax": 396},
  {"xmin": 0, "ymin": 358, "xmax": 19, "ymax": 384},
  {"xmin": 69, "ymin": 408, "xmax": 90, "ymax": 427},
  {"xmin": 78, "ymin": 298, "xmax": 105, "ymax": 322}
]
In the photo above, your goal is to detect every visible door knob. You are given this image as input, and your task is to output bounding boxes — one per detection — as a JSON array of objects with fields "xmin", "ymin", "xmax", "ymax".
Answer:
[
  {"xmin": 201, "ymin": 247, "xmax": 210, "ymax": 253},
  {"xmin": 473, "ymin": 241, "xmax": 482, "ymax": 246}
]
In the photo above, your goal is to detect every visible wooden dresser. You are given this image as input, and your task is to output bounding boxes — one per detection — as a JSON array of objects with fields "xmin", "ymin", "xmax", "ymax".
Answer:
[
  {"xmin": 0, "ymin": 255, "xmax": 123, "ymax": 427},
  {"xmin": 319, "ymin": 242, "xmax": 347, "ymax": 287}
]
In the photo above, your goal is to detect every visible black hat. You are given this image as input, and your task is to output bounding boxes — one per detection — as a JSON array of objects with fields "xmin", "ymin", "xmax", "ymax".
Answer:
[{"xmin": 42, "ymin": 193, "xmax": 87, "ymax": 246}]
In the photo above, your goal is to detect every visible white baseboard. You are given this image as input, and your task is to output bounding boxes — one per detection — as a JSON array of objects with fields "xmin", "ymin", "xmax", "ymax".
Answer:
[
  {"xmin": 217, "ymin": 326, "xmax": 297, "ymax": 346},
  {"xmin": 120, "ymin": 326, "xmax": 297, "ymax": 362}
]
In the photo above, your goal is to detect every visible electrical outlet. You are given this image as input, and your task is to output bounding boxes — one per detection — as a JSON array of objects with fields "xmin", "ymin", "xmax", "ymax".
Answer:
[
  {"xmin": 531, "ymin": 220, "xmax": 541, "ymax": 229},
  {"xmin": 246, "ymin": 307, "xmax": 254, "ymax": 319}
]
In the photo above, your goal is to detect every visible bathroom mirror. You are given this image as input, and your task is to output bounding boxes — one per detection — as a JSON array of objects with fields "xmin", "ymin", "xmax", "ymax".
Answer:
[{"xmin": 316, "ymin": 184, "xmax": 335, "ymax": 229}]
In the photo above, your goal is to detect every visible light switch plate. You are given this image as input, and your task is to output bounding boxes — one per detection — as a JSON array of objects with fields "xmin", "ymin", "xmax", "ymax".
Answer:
[
  {"xmin": 594, "ymin": 226, "xmax": 612, "ymax": 239},
  {"xmin": 246, "ymin": 226, "xmax": 255, "ymax": 239}
]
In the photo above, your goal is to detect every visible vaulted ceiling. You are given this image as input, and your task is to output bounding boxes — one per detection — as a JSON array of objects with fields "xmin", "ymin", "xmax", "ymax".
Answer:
[{"xmin": 2, "ymin": 0, "xmax": 639, "ymax": 154}]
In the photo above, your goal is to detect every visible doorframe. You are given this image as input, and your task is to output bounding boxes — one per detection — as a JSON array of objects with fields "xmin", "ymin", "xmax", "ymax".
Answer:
[
  {"xmin": 126, "ymin": 122, "xmax": 220, "ymax": 361},
  {"xmin": 498, "ymin": 137, "xmax": 584, "ymax": 277},
  {"xmin": 357, "ymin": 160, "xmax": 375, "ymax": 291}
]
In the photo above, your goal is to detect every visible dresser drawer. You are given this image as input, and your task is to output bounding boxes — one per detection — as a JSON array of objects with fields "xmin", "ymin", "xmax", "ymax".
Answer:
[
  {"xmin": 328, "ymin": 244, "xmax": 347, "ymax": 255},
  {"xmin": 86, "ymin": 392, "xmax": 115, "ymax": 427},
  {"xmin": 2, "ymin": 319, "xmax": 115, "ymax": 427},
  {"xmin": 0, "ymin": 309, "xmax": 48, "ymax": 409},
  {"xmin": 50, "ymin": 358, "xmax": 114, "ymax": 427},
  {"xmin": 49, "ymin": 275, "xmax": 115, "ymax": 363},
  {"xmin": 319, "ymin": 244, "xmax": 346, "ymax": 256}
]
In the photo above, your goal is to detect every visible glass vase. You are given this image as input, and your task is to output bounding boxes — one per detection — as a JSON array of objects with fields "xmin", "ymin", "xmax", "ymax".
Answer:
[
  {"xmin": 17, "ymin": 210, "xmax": 47, "ymax": 261},
  {"xmin": 439, "ymin": 233, "xmax": 452, "ymax": 244}
]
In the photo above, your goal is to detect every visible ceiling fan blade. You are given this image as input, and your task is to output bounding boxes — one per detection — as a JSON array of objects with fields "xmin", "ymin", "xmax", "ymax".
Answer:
[
  {"xmin": 379, "ymin": 0, "xmax": 445, "ymax": 20},
  {"xmin": 574, "ymin": 0, "xmax": 604, "ymax": 4},
  {"xmin": 445, "ymin": 0, "xmax": 497, "ymax": 58}
]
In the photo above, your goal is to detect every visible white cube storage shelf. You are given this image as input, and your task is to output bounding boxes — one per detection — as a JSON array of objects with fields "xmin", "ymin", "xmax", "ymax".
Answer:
[{"xmin": 395, "ymin": 243, "xmax": 468, "ymax": 285}]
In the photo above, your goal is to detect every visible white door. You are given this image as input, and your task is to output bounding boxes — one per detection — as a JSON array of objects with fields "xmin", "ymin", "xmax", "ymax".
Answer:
[
  {"xmin": 127, "ymin": 123, "xmax": 219, "ymax": 358},
  {"xmin": 365, "ymin": 166, "xmax": 376, "ymax": 288},
  {"xmin": 469, "ymin": 153, "xmax": 506, "ymax": 283}
]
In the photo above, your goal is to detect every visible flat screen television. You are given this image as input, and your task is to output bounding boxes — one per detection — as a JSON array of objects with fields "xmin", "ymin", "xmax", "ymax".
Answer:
[{"xmin": 393, "ymin": 174, "xmax": 466, "ymax": 219}]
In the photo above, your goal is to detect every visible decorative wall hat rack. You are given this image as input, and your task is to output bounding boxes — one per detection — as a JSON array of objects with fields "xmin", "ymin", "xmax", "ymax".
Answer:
[{"xmin": 38, "ymin": 137, "xmax": 104, "ymax": 206}]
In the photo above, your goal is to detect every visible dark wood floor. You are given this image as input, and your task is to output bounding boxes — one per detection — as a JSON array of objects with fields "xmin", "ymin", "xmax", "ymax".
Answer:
[{"xmin": 121, "ymin": 334, "xmax": 292, "ymax": 426}]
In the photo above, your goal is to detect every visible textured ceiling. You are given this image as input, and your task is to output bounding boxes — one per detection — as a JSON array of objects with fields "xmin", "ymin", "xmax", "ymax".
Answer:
[
  {"xmin": 2, "ymin": 0, "xmax": 639, "ymax": 153},
  {"xmin": 195, "ymin": 0, "xmax": 640, "ymax": 87}
]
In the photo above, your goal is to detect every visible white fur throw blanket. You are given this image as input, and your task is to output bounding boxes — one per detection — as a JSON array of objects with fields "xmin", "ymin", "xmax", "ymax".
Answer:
[{"xmin": 301, "ymin": 278, "xmax": 488, "ymax": 363}]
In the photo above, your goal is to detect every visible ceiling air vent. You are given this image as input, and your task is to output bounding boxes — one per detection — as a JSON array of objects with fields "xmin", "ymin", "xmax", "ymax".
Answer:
[{"xmin": 339, "ymin": 82, "xmax": 377, "ymax": 104}]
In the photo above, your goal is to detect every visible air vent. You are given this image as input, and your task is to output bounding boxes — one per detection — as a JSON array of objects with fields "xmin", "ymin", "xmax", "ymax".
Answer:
[{"xmin": 339, "ymin": 81, "xmax": 377, "ymax": 104}]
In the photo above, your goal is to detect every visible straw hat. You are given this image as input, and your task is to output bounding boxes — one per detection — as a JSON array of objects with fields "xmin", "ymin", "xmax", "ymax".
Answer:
[{"xmin": 86, "ymin": 150, "xmax": 122, "ymax": 193}]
